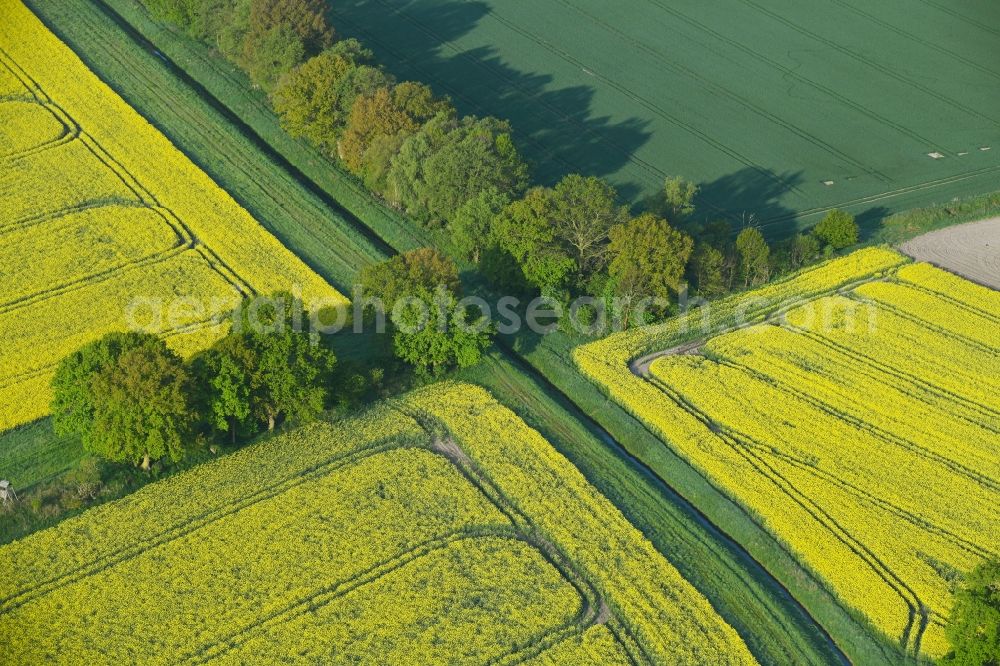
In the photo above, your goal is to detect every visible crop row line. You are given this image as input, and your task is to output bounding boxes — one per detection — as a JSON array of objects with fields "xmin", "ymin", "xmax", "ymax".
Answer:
[
  {"xmin": 784, "ymin": 323, "xmax": 1000, "ymax": 425},
  {"xmin": 846, "ymin": 291, "xmax": 1000, "ymax": 359},
  {"xmin": 0, "ymin": 438, "xmax": 419, "ymax": 614},
  {"xmin": 737, "ymin": 0, "xmax": 1000, "ymax": 126},
  {"xmin": 717, "ymin": 357, "xmax": 1000, "ymax": 499},
  {"xmin": 640, "ymin": 0, "xmax": 942, "ymax": 153},
  {"xmin": 550, "ymin": 0, "xmax": 892, "ymax": 185},
  {"xmin": 0, "ymin": 98, "xmax": 80, "ymax": 162},
  {"xmin": 64, "ymin": 4, "xmax": 382, "ymax": 282},
  {"xmin": 476, "ymin": 0, "xmax": 801, "ymax": 195},
  {"xmin": 827, "ymin": 0, "xmax": 1000, "ymax": 82},
  {"xmin": 184, "ymin": 530, "xmax": 578, "ymax": 665},
  {"xmin": 885, "ymin": 278, "xmax": 1000, "ymax": 327},
  {"xmin": 0, "ymin": 205, "xmax": 192, "ymax": 314},
  {"xmin": 394, "ymin": 403, "xmax": 652, "ymax": 665},
  {"xmin": 648, "ymin": 375, "xmax": 927, "ymax": 655}
]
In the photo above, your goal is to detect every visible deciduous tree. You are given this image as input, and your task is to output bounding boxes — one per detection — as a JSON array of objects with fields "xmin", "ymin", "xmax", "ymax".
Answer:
[
  {"xmin": 230, "ymin": 292, "xmax": 337, "ymax": 431},
  {"xmin": 340, "ymin": 81, "xmax": 450, "ymax": 173},
  {"xmin": 550, "ymin": 175, "xmax": 629, "ymax": 284},
  {"xmin": 357, "ymin": 248, "xmax": 461, "ymax": 314},
  {"xmin": 52, "ymin": 332, "xmax": 196, "ymax": 470},
  {"xmin": 607, "ymin": 213, "xmax": 693, "ymax": 326},
  {"xmin": 814, "ymin": 209, "xmax": 859, "ymax": 249},
  {"xmin": 736, "ymin": 227, "xmax": 771, "ymax": 287},
  {"xmin": 943, "ymin": 558, "xmax": 1000, "ymax": 665},
  {"xmin": 388, "ymin": 115, "xmax": 528, "ymax": 227},
  {"xmin": 272, "ymin": 40, "xmax": 388, "ymax": 153}
]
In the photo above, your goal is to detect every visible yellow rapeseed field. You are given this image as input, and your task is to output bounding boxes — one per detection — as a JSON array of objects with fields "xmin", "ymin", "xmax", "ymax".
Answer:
[
  {"xmin": 0, "ymin": 384, "xmax": 757, "ymax": 664},
  {"xmin": 576, "ymin": 249, "xmax": 1000, "ymax": 659},
  {"xmin": 0, "ymin": 1, "xmax": 346, "ymax": 431}
]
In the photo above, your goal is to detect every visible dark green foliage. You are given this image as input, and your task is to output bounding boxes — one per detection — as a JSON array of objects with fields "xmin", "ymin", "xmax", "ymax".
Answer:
[
  {"xmin": 391, "ymin": 288, "xmax": 493, "ymax": 377},
  {"xmin": 492, "ymin": 186, "xmax": 576, "ymax": 293},
  {"xmin": 51, "ymin": 332, "xmax": 196, "ymax": 469},
  {"xmin": 491, "ymin": 174, "xmax": 631, "ymax": 293},
  {"xmin": 943, "ymin": 558, "xmax": 1000, "ymax": 665},
  {"xmin": 607, "ymin": 213, "xmax": 694, "ymax": 326},
  {"xmin": 229, "ymin": 292, "xmax": 338, "ymax": 430},
  {"xmin": 814, "ymin": 209, "xmax": 859, "ymax": 250},
  {"xmin": 388, "ymin": 114, "xmax": 529, "ymax": 228},
  {"xmin": 690, "ymin": 242, "xmax": 728, "ymax": 298},
  {"xmin": 450, "ymin": 187, "xmax": 510, "ymax": 264},
  {"xmin": 736, "ymin": 227, "xmax": 771, "ymax": 287}
]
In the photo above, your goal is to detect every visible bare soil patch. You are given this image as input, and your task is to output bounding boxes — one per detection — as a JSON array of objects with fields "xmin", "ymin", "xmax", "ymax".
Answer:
[{"xmin": 899, "ymin": 217, "xmax": 1000, "ymax": 290}]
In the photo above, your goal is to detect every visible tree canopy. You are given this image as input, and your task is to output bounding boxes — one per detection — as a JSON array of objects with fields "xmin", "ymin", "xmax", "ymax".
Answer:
[
  {"xmin": 736, "ymin": 227, "xmax": 771, "ymax": 287},
  {"xmin": 607, "ymin": 213, "xmax": 693, "ymax": 325},
  {"xmin": 388, "ymin": 115, "xmax": 528, "ymax": 227},
  {"xmin": 943, "ymin": 558, "xmax": 1000, "ymax": 665},
  {"xmin": 272, "ymin": 40, "xmax": 387, "ymax": 154},
  {"xmin": 52, "ymin": 332, "xmax": 195, "ymax": 470},
  {"xmin": 814, "ymin": 209, "xmax": 859, "ymax": 250},
  {"xmin": 340, "ymin": 81, "xmax": 450, "ymax": 173},
  {"xmin": 357, "ymin": 247, "xmax": 461, "ymax": 313},
  {"xmin": 391, "ymin": 287, "xmax": 493, "ymax": 377},
  {"xmin": 229, "ymin": 292, "xmax": 337, "ymax": 431}
]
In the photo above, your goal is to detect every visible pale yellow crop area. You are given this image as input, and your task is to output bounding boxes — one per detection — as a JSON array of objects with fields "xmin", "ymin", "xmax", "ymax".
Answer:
[
  {"xmin": 577, "ymin": 249, "xmax": 1000, "ymax": 658},
  {"xmin": 0, "ymin": 1, "xmax": 346, "ymax": 431}
]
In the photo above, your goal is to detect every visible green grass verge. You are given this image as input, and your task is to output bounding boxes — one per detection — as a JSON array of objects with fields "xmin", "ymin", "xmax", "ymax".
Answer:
[
  {"xmin": 459, "ymin": 351, "xmax": 847, "ymax": 665},
  {"xmin": 504, "ymin": 329, "xmax": 919, "ymax": 665},
  {"xmin": 0, "ymin": 420, "xmax": 81, "ymax": 492}
]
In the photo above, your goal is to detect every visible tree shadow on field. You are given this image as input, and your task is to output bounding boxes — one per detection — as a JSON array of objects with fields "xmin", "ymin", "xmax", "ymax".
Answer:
[
  {"xmin": 327, "ymin": 0, "xmax": 652, "ymax": 200},
  {"xmin": 855, "ymin": 206, "xmax": 892, "ymax": 242},
  {"xmin": 689, "ymin": 167, "xmax": 805, "ymax": 241}
]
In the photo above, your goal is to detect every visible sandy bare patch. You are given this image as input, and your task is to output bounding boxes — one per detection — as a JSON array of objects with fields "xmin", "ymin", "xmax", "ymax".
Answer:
[{"xmin": 899, "ymin": 217, "xmax": 1000, "ymax": 290}]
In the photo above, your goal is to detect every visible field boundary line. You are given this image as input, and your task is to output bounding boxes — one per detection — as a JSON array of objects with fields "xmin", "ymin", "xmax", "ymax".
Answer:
[
  {"xmin": 649, "ymin": 375, "xmax": 926, "ymax": 654},
  {"xmin": 0, "ymin": 439, "xmax": 424, "ymax": 614}
]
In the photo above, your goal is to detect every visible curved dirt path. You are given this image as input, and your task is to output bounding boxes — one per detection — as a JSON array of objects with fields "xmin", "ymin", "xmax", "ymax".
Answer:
[
  {"xmin": 899, "ymin": 217, "xmax": 1000, "ymax": 289},
  {"xmin": 629, "ymin": 340, "xmax": 703, "ymax": 376}
]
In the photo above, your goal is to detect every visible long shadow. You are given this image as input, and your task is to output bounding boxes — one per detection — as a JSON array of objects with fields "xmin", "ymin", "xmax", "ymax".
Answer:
[
  {"xmin": 690, "ymin": 167, "xmax": 805, "ymax": 240},
  {"xmin": 327, "ymin": 0, "xmax": 652, "ymax": 201}
]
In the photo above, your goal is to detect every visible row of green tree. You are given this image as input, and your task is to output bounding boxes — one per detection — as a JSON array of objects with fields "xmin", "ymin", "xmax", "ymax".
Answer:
[
  {"xmin": 143, "ymin": 0, "xmax": 859, "ymax": 319},
  {"xmin": 51, "ymin": 257, "xmax": 490, "ymax": 471},
  {"xmin": 52, "ymin": 296, "xmax": 339, "ymax": 469}
]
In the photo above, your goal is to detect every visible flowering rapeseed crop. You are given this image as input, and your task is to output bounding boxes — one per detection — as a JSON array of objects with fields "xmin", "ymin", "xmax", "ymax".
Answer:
[
  {"xmin": 0, "ymin": 1, "xmax": 346, "ymax": 431},
  {"xmin": 576, "ymin": 250, "xmax": 1000, "ymax": 658},
  {"xmin": 0, "ymin": 385, "xmax": 758, "ymax": 664}
]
